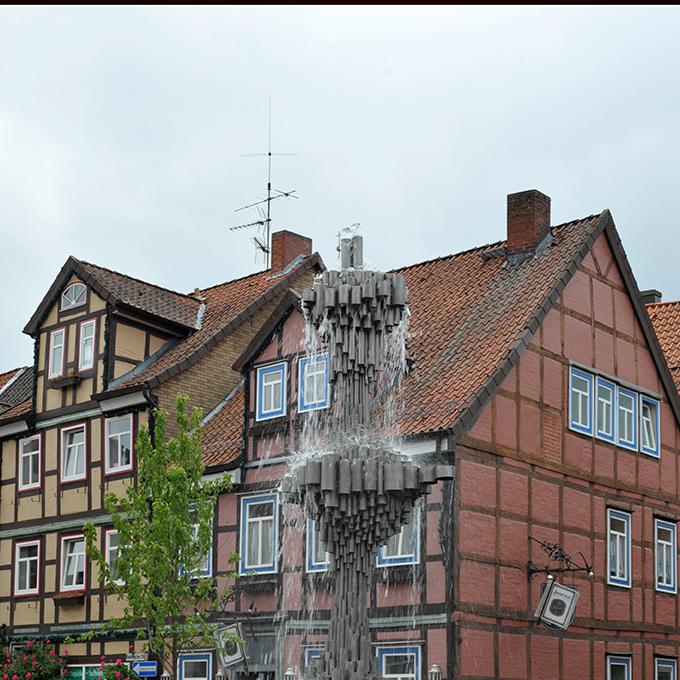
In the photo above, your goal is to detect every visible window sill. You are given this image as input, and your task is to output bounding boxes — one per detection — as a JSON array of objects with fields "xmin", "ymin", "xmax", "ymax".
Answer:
[
  {"xmin": 48, "ymin": 375, "xmax": 82, "ymax": 389},
  {"xmin": 238, "ymin": 573, "xmax": 277, "ymax": 591},
  {"xmin": 53, "ymin": 590, "xmax": 86, "ymax": 605},
  {"xmin": 376, "ymin": 564, "xmax": 421, "ymax": 582}
]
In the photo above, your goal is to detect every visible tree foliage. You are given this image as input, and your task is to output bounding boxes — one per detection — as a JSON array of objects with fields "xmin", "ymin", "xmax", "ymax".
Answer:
[{"xmin": 84, "ymin": 395, "xmax": 235, "ymax": 680}]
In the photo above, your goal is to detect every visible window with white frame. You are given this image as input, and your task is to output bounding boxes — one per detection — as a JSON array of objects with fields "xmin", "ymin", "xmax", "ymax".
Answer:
[
  {"xmin": 569, "ymin": 367, "xmax": 593, "ymax": 435},
  {"xmin": 48, "ymin": 328, "xmax": 65, "ymax": 379},
  {"xmin": 256, "ymin": 362, "xmax": 286, "ymax": 421},
  {"xmin": 641, "ymin": 396, "xmax": 661, "ymax": 457},
  {"xmin": 377, "ymin": 646, "xmax": 420, "ymax": 680},
  {"xmin": 61, "ymin": 425, "xmax": 86, "ymax": 482},
  {"xmin": 607, "ymin": 656, "xmax": 631, "ymax": 680},
  {"xmin": 304, "ymin": 648, "xmax": 325, "ymax": 669},
  {"xmin": 61, "ymin": 535, "xmax": 85, "ymax": 591},
  {"xmin": 656, "ymin": 658, "xmax": 676, "ymax": 680},
  {"xmin": 655, "ymin": 519, "xmax": 677, "ymax": 594},
  {"xmin": 105, "ymin": 414, "xmax": 133, "ymax": 474},
  {"xmin": 178, "ymin": 654, "xmax": 212, "ymax": 680},
  {"xmin": 306, "ymin": 518, "xmax": 330, "ymax": 572},
  {"xmin": 14, "ymin": 540, "xmax": 40, "ymax": 595},
  {"xmin": 377, "ymin": 509, "xmax": 420, "ymax": 567},
  {"xmin": 105, "ymin": 530, "xmax": 123, "ymax": 585},
  {"xmin": 18, "ymin": 435, "xmax": 41, "ymax": 491},
  {"xmin": 299, "ymin": 354, "xmax": 330, "ymax": 413},
  {"xmin": 78, "ymin": 319, "xmax": 96, "ymax": 371},
  {"xmin": 596, "ymin": 377, "xmax": 616, "ymax": 443},
  {"xmin": 607, "ymin": 509, "xmax": 631, "ymax": 588},
  {"xmin": 61, "ymin": 283, "xmax": 87, "ymax": 311},
  {"xmin": 239, "ymin": 494, "xmax": 277, "ymax": 574},
  {"xmin": 188, "ymin": 507, "xmax": 212, "ymax": 578},
  {"xmin": 617, "ymin": 387, "xmax": 638, "ymax": 450}
]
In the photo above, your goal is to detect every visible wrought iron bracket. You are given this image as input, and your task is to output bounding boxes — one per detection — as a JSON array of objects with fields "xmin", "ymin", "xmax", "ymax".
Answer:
[{"xmin": 527, "ymin": 535, "xmax": 593, "ymax": 580}]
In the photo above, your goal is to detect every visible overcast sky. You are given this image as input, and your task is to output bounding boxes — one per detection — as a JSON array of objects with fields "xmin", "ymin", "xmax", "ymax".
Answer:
[{"xmin": 2, "ymin": 6, "xmax": 680, "ymax": 371}]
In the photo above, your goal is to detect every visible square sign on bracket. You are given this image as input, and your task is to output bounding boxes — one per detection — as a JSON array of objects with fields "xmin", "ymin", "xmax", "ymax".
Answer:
[{"xmin": 534, "ymin": 580, "xmax": 580, "ymax": 630}]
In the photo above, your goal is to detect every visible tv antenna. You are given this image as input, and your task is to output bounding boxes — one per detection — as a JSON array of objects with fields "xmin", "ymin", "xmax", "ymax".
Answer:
[{"xmin": 230, "ymin": 96, "xmax": 298, "ymax": 268}]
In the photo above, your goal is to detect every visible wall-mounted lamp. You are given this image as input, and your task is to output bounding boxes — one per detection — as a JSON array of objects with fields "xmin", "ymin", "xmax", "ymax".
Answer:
[
  {"xmin": 284, "ymin": 668, "xmax": 296, "ymax": 680},
  {"xmin": 160, "ymin": 672, "xmax": 171, "ymax": 680},
  {"xmin": 215, "ymin": 670, "xmax": 225, "ymax": 680},
  {"xmin": 428, "ymin": 664, "xmax": 442, "ymax": 680}
]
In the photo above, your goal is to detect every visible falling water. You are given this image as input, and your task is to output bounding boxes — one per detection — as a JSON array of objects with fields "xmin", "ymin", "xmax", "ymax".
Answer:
[{"xmin": 281, "ymin": 229, "xmax": 453, "ymax": 680}]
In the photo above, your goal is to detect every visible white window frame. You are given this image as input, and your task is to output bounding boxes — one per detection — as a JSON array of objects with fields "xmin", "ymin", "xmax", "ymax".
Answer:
[
  {"xmin": 304, "ymin": 647, "xmax": 325, "ymax": 669},
  {"xmin": 655, "ymin": 519, "xmax": 677, "ymax": 594},
  {"xmin": 60, "ymin": 534, "xmax": 86, "ymax": 592},
  {"xmin": 48, "ymin": 328, "xmax": 66, "ymax": 379},
  {"xmin": 239, "ymin": 494, "xmax": 278, "ymax": 575},
  {"xmin": 298, "ymin": 353, "xmax": 330, "ymax": 413},
  {"xmin": 607, "ymin": 656, "xmax": 631, "ymax": 680},
  {"xmin": 656, "ymin": 658, "xmax": 677, "ymax": 680},
  {"xmin": 569, "ymin": 367, "xmax": 593, "ymax": 436},
  {"xmin": 178, "ymin": 653, "xmax": 212, "ymax": 680},
  {"xmin": 18, "ymin": 434, "xmax": 41, "ymax": 491},
  {"xmin": 640, "ymin": 395, "xmax": 661, "ymax": 458},
  {"xmin": 255, "ymin": 362, "xmax": 287, "ymax": 421},
  {"xmin": 596, "ymin": 377, "xmax": 617, "ymax": 444},
  {"xmin": 607, "ymin": 508, "xmax": 632, "ymax": 588},
  {"xmin": 105, "ymin": 529, "xmax": 124, "ymax": 586},
  {"xmin": 61, "ymin": 282, "xmax": 87, "ymax": 311},
  {"xmin": 377, "ymin": 508, "xmax": 420, "ymax": 567},
  {"xmin": 306, "ymin": 518, "xmax": 330, "ymax": 573},
  {"xmin": 617, "ymin": 386, "xmax": 638, "ymax": 451},
  {"xmin": 105, "ymin": 414, "xmax": 134, "ymax": 475},
  {"xmin": 377, "ymin": 646, "xmax": 421, "ymax": 680},
  {"xmin": 14, "ymin": 539, "xmax": 40, "ymax": 596},
  {"xmin": 78, "ymin": 318, "xmax": 97, "ymax": 372},
  {"xmin": 60, "ymin": 424, "xmax": 87, "ymax": 483}
]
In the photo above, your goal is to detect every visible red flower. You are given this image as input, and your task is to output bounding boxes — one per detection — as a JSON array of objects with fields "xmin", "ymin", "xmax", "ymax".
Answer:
[
  {"xmin": 13, "ymin": 674, "xmax": 18, "ymax": 680},
  {"xmin": 63, "ymin": 650, "xmax": 69, "ymax": 655},
  {"xmin": 25, "ymin": 643, "xmax": 32, "ymax": 648},
  {"xmin": 26, "ymin": 673, "xmax": 31, "ymax": 679},
  {"xmin": 115, "ymin": 673, "xmax": 121, "ymax": 678},
  {"xmin": 115, "ymin": 660, "xmax": 123, "ymax": 666},
  {"xmin": 3, "ymin": 673, "xmax": 8, "ymax": 679},
  {"xmin": 49, "ymin": 652, "xmax": 55, "ymax": 657}
]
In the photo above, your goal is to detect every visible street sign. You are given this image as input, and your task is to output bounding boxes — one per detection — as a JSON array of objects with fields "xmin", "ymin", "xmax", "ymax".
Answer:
[
  {"xmin": 126, "ymin": 654, "xmax": 148, "ymax": 663},
  {"xmin": 131, "ymin": 662, "xmax": 158, "ymax": 677}
]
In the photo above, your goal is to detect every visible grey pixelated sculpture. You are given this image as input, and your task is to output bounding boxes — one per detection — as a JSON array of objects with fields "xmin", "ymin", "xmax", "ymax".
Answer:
[{"xmin": 283, "ymin": 232, "xmax": 453, "ymax": 680}]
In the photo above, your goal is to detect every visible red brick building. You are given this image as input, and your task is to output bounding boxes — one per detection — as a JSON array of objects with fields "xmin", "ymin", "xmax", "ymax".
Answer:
[{"xmin": 202, "ymin": 190, "xmax": 680, "ymax": 680}]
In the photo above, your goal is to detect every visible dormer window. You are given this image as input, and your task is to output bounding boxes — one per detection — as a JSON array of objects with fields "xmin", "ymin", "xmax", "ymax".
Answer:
[{"xmin": 61, "ymin": 283, "xmax": 86, "ymax": 311}]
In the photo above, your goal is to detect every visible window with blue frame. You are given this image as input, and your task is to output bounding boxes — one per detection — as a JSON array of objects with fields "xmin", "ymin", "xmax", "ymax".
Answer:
[
  {"xmin": 256, "ymin": 362, "xmax": 287, "ymax": 421},
  {"xmin": 607, "ymin": 509, "xmax": 631, "ymax": 588},
  {"xmin": 656, "ymin": 658, "xmax": 677, "ymax": 680},
  {"xmin": 299, "ymin": 354, "xmax": 330, "ymax": 413},
  {"xmin": 641, "ymin": 395, "xmax": 661, "ymax": 457},
  {"xmin": 596, "ymin": 377, "xmax": 616, "ymax": 443},
  {"xmin": 304, "ymin": 647, "xmax": 325, "ymax": 669},
  {"xmin": 239, "ymin": 494, "xmax": 278, "ymax": 575},
  {"xmin": 569, "ymin": 367, "xmax": 593, "ymax": 435},
  {"xmin": 306, "ymin": 518, "xmax": 330, "ymax": 573},
  {"xmin": 607, "ymin": 655, "xmax": 631, "ymax": 680},
  {"xmin": 178, "ymin": 653, "xmax": 212, "ymax": 680},
  {"xmin": 655, "ymin": 519, "xmax": 677, "ymax": 594},
  {"xmin": 617, "ymin": 386, "xmax": 638, "ymax": 451},
  {"xmin": 377, "ymin": 509, "xmax": 419, "ymax": 567},
  {"xmin": 377, "ymin": 646, "xmax": 421, "ymax": 680}
]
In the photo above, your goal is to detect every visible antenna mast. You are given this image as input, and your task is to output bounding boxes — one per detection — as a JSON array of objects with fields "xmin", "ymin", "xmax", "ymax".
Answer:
[{"xmin": 230, "ymin": 96, "xmax": 298, "ymax": 269}]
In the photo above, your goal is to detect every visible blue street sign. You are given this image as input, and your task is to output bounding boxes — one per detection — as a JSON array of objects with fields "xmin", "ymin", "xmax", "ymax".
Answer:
[{"xmin": 131, "ymin": 662, "xmax": 158, "ymax": 677}]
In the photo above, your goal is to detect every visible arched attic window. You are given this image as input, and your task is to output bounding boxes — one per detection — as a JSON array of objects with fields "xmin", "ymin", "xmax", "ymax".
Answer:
[{"xmin": 61, "ymin": 282, "xmax": 87, "ymax": 311}]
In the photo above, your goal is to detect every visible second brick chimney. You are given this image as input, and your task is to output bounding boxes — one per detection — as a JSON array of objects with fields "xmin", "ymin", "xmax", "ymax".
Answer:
[
  {"xmin": 271, "ymin": 230, "xmax": 312, "ymax": 272},
  {"xmin": 506, "ymin": 189, "xmax": 551, "ymax": 257}
]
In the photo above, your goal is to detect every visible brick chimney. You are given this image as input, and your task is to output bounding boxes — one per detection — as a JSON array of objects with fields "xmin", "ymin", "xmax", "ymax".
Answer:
[
  {"xmin": 506, "ymin": 190, "xmax": 551, "ymax": 257},
  {"xmin": 271, "ymin": 230, "xmax": 312, "ymax": 272}
]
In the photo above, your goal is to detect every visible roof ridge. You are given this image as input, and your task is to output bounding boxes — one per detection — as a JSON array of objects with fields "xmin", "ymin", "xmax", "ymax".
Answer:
[
  {"xmin": 198, "ymin": 267, "xmax": 270, "ymax": 294},
  {"xmin": 391, "ymin": 212, "xmax": 603, "ymax": 274},
  {"xmin": 647, "ymin": 300, "xmax": 680, "ymax": 308},
  {"xmin": 77, "ymin": 258, "xmax": 200, "ymax": 302}
]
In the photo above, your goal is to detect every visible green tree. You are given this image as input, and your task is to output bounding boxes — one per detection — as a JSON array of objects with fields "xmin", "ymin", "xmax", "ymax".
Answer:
[{"xmin": 84, "ymin": 395, "xmax": 235, "ymax": 680}]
